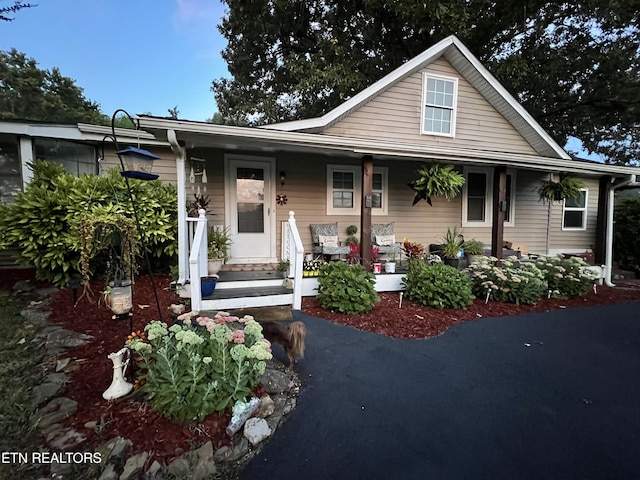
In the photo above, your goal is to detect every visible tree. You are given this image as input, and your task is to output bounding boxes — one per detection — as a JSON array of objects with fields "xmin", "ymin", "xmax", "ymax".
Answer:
[
  {"xmin": 212, "ymin": 0, "xmax": 640, "ymax": 164},
  {"xmin": 0, "ymin": 48, "xmax": 108, "ymax": 124},
  {"xmin": 0, "ymin": 0, "xmax": 35, "ymax": 21}
]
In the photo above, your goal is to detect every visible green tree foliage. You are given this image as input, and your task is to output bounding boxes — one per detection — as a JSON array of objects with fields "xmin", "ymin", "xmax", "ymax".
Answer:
[
  {"xmin": 0, "ymin": 1, "xmax": 35, "ymax": 22},
  {"xmin": 614, "ymin": 196, "xmax": 640, "ymax": 276},
  {"xmin": 0, "ymin": 49, "xmax": 108, "ymax": 124},
  {"xmin": 0, "ymin": 161, "xmax": 178, "ymax": 287},
  {"xmin": 213, "ymin": 0, "xmax": 640, "ymax": 164}
]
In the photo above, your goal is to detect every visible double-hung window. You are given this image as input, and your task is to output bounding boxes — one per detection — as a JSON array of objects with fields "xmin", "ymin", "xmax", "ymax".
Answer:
[
  {"xmin": 422, "ymin": 74, "xmax": 458, "ymax": 136},
  {"xmin": 462, "ymin": 168, "xmax": 515, "ymax": 227},
  {"xmin": 327, "ymin": 165, "xmax": 388, "ymax": 216},
  {"xmin": 562, "ymin": 189, "xmax": 588, "ymax": 230}
]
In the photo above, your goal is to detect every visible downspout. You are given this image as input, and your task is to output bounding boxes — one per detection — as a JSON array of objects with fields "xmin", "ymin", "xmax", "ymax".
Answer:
[
  {"xmin": 604, "ymin": 174, "xmax": 638, "ymax": 287},
  {"xmin": 167, "ymin": 129, "xmax": 189, "ymax": 285}
]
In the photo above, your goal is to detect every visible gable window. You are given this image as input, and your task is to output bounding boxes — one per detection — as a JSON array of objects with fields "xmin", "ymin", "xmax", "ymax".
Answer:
[
  {"xmin": 562, "ymin": 189, "xmax": 588, "ymax": 230},
  {"xmin": 422, "ymin": 74, "xmax": 458, "ymax": 136},
  {"xmin": 462, "ymin": 168, "xmax": 515, "ymax": 227},
  {"xmin": 326, "ymin": 165, "xmax": 388, "ymax": 216}
]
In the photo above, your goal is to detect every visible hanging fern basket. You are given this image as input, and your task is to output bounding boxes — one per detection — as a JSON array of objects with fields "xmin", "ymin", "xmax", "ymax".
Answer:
[{"xmin": 408, "ymin": 163, "xmax": 465, "ymax": 206}]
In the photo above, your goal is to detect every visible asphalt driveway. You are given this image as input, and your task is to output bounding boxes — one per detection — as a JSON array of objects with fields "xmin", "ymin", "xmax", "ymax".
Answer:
[{"xmin": 243, "ymin": 302, "xmax": 640, "ymax": 480}]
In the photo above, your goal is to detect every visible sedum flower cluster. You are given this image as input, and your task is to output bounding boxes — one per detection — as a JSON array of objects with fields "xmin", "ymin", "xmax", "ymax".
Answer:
[
  {"xmin": 125, "ymin": 312, "xmax": 272, "ymax": 423},
  {"xmin": 466, "ymin": 256, "xmax": 546, "ymax": 305},
  {"xmin": 534, "ymin": 254, "xmax": 597, "ymax": 298}
]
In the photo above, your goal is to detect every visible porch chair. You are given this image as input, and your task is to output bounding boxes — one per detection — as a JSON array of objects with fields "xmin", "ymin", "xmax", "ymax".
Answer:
[
  {"xmin": 371, "ymin": 222, "xmax": 402, "ymax": 257},
  {"xmin": 310, "ymin": 223, "xmax": 350, "ymax": 258}
]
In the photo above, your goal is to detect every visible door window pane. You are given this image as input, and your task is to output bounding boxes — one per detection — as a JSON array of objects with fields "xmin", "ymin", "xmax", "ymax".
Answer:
[{"xmin": 236, "ymin": 168, "xmax": 264, "ymax": 233}]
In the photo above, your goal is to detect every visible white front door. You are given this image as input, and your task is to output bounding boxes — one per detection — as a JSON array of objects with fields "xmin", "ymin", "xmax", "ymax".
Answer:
[{"xmin": 225, "ymin": 156, "xmax": 276, "ymax": 263}]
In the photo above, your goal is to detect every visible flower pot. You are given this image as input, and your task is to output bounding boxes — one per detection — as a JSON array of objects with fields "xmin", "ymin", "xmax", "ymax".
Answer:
[
  {"xmin": 372, "ymin": 262, "xmax": 382, "ymax": 274},
  {"xmin": 444, "ymin": 257, "xmax": 461, "ymax": 269},
  {"xmin": 201, "ymin": 276, "xmax": 217, "ymax": 297},
  {"xmin": 384, "ymin": 262, "xmax": 396, "ymax": 274},
  {"xmin": 208, "ymin": 258, "xmax": 224, "ymax": 276}
]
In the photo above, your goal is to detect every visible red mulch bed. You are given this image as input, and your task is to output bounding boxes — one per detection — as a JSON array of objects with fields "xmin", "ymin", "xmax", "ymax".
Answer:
[
  {"xmin": 8, "ymin": 268, "xmax": 640, "ymax": 467},
  {"xmin": 302, "ymin": 282, "xmax": 640, "ymax": 339}
]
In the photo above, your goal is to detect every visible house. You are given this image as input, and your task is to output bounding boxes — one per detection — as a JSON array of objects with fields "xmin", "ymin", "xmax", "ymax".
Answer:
[
  {"xmin": 0, "ymin": 119, "xmax": 174, "ymax": 265},
  {"xmin": 0, "ymin": 119, "xmax": 176, "ymax": 197},
  {"xmin": 137, "ymin": 35, "xmax": 639, "ymax": 312}
]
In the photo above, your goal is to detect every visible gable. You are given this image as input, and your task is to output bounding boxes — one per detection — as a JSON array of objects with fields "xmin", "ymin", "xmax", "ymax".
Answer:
[{"xmin": 323, "ymin": 57, "xmax": 538, "ymax": 156}]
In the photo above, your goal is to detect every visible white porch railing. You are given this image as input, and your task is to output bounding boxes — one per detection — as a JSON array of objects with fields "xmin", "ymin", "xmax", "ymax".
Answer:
[
  {"xmin": 286, "ymin": 211, "xmax": 304, "ymax": 310},
  {"xmin": 188, "ymin": 209, "xmax": 209, "ymax": 312}
]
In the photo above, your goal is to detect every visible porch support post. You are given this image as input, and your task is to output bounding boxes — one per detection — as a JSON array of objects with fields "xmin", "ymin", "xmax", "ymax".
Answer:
[
  {"xmin": 594, "ymin": 175, "xmax": 612, "ymax": 265},
  {"xmin": 360, "ymin": 155, "xmax": 373, "ymax": 267},
  {"xmin": 491, "ymin": 166, "xmax": 507, "ymax": 258},
  {"xmin": 167, "ymin": 129, "xmax": 189, "ymax": 284}
]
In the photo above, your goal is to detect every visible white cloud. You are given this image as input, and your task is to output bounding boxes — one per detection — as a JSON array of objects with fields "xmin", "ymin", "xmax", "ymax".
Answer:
[{"xmin": 172, "ymin": 0, "xmax": 220, "ymax": 31}]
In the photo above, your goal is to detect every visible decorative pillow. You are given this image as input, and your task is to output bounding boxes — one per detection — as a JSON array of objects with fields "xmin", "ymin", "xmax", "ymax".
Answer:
[
  {"xmin": 310, "ymin": 223, "xmax": 338, "ymax": 243},
  {"xmin": 371, "ymin": 222, "xmax": 394, "ymax": 242},
  {"xmin": 318, "ymin": 235, "xmax": 339, "ymax": 248},
  {"xmin": 375, "ymin": 234, "xmax": 395, "ymax": 246}
]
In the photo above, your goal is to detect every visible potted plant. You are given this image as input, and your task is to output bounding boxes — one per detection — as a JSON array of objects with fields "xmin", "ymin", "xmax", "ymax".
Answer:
[
  {"xmin": 384, "ymin": 252, "xmax": 397, "ymax": 273},
  {"xmin": 537, "ymin": 173, "xmax": 586, "ymax": 203},
  {"xmin": 188, "ymin": 193, "xmax": 210, "ymax": 216},
  {"xmin": 276, "ymin": 260, "xmax": 290, "ymax": 278},
  {"xmin": 408, "ymin": 163, "xmax": 465, "ymax": 206},
  {"xmin": 200, "ymin": 276, "xmax": 217, "ymax": 296},
  {"xmin": 346, "ymin": 225, "xmax": 359, "ymax": 246},
  {"xmin": 208, "ymin": 227, "xmax": 232, "ymax": 275},
  {"xmin": 441, "ymin": 226, "xmax": 465, "ymax": 268},
  {"xmin": 463, "ymin": 239, "xmax": 484, "ymax": 265},
  {"xmin": 371, "ymin": 245, "xmax": 381, "ymax": 274}
]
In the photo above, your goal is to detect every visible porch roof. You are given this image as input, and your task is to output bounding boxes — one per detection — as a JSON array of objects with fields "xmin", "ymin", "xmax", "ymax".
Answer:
[{"xmin": 137, "ymin": 115, "xmax": 640, "ymax": 178}]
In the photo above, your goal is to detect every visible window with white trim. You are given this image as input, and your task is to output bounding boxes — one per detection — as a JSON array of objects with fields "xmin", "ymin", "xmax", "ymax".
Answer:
[
  {"xmin": 34, "ymin": 138, "xmax": 96, "ymax": 176},
  {"xmin": 422, "ymin": 74, "xmax": 458, "ymax": 136},
  {"xmin": 326, "ymin": 165, "xmax": 388, "ymax": 216},
  {"xmin": 462, "ymin": 168, "xmax": 515, "ymax": 227},
  {"xmin": 562, "ymin": 189, "xmax": 588, "ymax": 230}
]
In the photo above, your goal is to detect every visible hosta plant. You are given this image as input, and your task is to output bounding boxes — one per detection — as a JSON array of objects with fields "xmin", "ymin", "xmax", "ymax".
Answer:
[
  {"xmin": 126, "ymin": 314, "xmax": 271, "ymax": 423},
  {"xmin": 401, "ymin": 261, "xmax": 474, "ymax": 309},
  {"xmin": 316, "ymin": 261, "xmax": 379, "ymax": 314},
  {"xmin": 466, "ymin": 256, "xmax": 546, "ymax": 305},
  {"xmin": 535, "ymin": 255, "xmax": 596, "ymax": 298}
]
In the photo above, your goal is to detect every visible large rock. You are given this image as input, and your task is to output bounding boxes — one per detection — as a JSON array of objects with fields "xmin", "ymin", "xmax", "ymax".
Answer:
[
  {"xmin": 243, "ymin": 417, "xmax": 272, "ymax": 446},
  {"xmin": 119, "ymin": 451, "xmax": 149, "ymax": 480},
  {"xmin": 255, "ymin": 395, "xmax": 275, "ymax": 418},
  {"xmin": 259, "ymin": 368, "xmax": 293, "ymax": 394},
  {"xmin": 191, "ymin": 441, "xmax": 217, "ymax": 480},
  {"xmin": 33, "ymin": 397, "xmax": 78, "ymax": 430}
]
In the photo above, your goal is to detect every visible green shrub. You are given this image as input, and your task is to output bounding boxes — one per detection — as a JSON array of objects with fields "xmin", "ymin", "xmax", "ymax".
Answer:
[
  {"xmin": 467, "ymin": 256, "xmax": 546, "ymax": 305},
  {"xmin": 316, "ymin": 261, "xmax": 379, "ymax": 314},
  {"xmin": 402, "ymin": 261, "xmax": 474, "ymax": 309},
  {"xmin": 0, "ymin": 161, "xmax": 178, "ymax": 287},
  {"xmin": 535, "ymin": 255, "xmax": 596, "ymax": 298},
  {"xmin": 614, "ymin": 197, "xmax": 640, "ymax": 276},
  {"xmin": 127, "ymin": 315, "xmax": 271, "ymax": 422}
]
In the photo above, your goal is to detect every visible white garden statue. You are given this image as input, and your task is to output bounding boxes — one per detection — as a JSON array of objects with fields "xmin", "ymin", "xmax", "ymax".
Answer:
[{"xmin": 103, "ymin": 347, "xmax": 134, "ymax": 400}]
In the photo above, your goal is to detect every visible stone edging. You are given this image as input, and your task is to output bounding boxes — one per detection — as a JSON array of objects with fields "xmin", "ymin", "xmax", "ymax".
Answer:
[{"xmin": 18, "ymin": 282, "xmax": 300, "ymax": 480}]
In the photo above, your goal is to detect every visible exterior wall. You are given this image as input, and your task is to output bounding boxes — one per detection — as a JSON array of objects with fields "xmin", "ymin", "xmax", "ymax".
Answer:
[
  {"xmin": 100, "ymin": 145, "xmax": 177, "ymax": 184},
  {"xmin": 548, "ymin": 177, "xmax": 600, "ymax": 254},
  {"xmin": 324, "ymin": 57, "xmax": 538, "ymax": 156},
  {"xmin": 177, "ymin": 147, "xmax": 601, "ymax": 263}
]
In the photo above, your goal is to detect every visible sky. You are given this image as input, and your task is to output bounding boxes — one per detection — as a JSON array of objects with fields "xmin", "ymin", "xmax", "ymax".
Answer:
[
  {"xmin": 0, "ymin": 1, "xmax": 604, "ymax": 160},
  {"xmin": 1, "ymin": 0, "xmax": 229, "ymax": 122}
]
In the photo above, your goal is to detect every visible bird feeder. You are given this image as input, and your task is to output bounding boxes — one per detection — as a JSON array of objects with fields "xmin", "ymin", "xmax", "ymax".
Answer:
[
  {"xmin": 108, "ymin": 278, "xmax": 133, "ymax": 316},
  {"xmin": 116, "ymin": 146, "xmax": 160, "ymax": 180}
]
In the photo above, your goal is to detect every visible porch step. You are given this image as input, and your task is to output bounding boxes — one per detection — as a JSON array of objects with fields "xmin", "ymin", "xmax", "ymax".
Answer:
[
  {"xmin": 215, "ymin": 269, "xmax": 285, "ymax": 289},
  {"xmin": 201, "ymin": 285, "xmax": 293, "ymax": 311}
]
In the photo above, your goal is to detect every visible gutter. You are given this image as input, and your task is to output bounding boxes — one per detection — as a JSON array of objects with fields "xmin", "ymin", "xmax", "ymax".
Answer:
[
  {"xmin": 167, "ymin": 129, "xmax": 190, "ymax": 285},
  {"xmin": 605, "ymin": 174, "xmax": 639, "ymax": 287}
]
